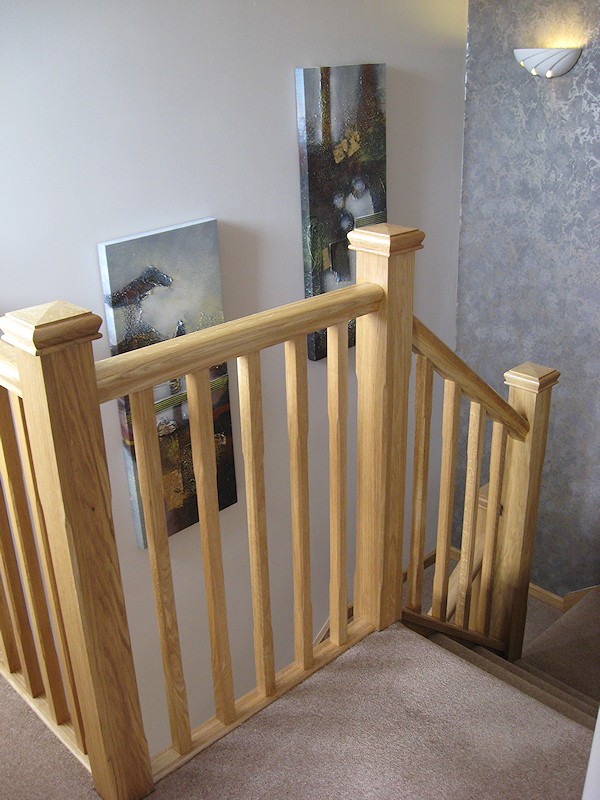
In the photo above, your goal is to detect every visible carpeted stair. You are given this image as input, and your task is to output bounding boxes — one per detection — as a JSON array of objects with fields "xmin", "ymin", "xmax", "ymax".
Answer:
[
  {"xmin": 0, "ymin": 591, "xmax": 597, "ymax": 799},
  {"xmin": 430, "ymin": 586, "xmax": 599, "ymax": 735}
]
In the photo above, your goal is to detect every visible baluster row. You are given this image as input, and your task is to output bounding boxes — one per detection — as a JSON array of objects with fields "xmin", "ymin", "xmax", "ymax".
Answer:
[
  {"xmin": 406, "ymin": 357, "xmax": 509, "ymax": 639},
  {"xmin": 127, "ymin": 330, "xmax": 353, "ymax": 755}
]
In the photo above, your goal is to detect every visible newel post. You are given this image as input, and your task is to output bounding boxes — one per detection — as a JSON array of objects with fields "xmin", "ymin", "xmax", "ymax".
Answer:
[
  {"xmin": 0, "ymin": 302, "xmax": 154, "ymax": 800},
  {"xmin": 348, "ymin": 224, "xmax": 425, "ymax": 631},
  {"xmin": 490, "ymin": 361, "xmax": 560, "ymax": 661}
]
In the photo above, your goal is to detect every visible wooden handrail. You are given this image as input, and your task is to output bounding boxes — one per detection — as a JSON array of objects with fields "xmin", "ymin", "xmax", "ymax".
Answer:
[
  {"xmin": 412, "ymin": 317, "xmax": 529, "ymax": 440},
  {"xmin": 95, "ymin": 283, "xmax": 384, "ymax": 403}
]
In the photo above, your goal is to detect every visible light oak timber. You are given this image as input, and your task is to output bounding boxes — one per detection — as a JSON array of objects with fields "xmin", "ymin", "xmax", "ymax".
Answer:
[
  {"xmin": 317, "ymin": 547, "xmax": 439, "ymax": 646},
  {"xmin": 412, "ymin": 317, "xmax": 528, "ymax": 441},
  {"xmin": 562, "ymin": 585, "xmax": 599, "ymax": 612},
  {"xmin": 0, "ymin": 479, "xmax": 44, "ymax": 697},
  {"xmin": 401, "ymin": 609, "xmax": 505, "ymax": 653},
  {"xmin": 284, "ymin": 336, "xmax": 313, "ymax": 669},
  {"xmin": 151, "ymin": 618, "xmax": 375, "ymax": 783},
  {"xmin": 187, "ymin": 369, "xmax": 237, "ymax": 724},
  {"xmin": 95, "ymin": 284, "xmax": 384, "ymax": 404},
  {"xmin": 447, "ymin": 542, "xmax": 567, "ymax": 614},
  {"xmin": 327, "ymin": 322, "xmax": 348, "ymax": 647},
  {"xmin": 0, "ymin": 302, "xmax": 154, "ymax": 800},
  {"xmin": 0, "ymin": 551, "xmax": 20, "ymax": 672},
  {"xmin": 431, "ymin": 379, "xmax": 461, "ymax": 621},
  {"xmin": 490, "ymin": 362, "xmax": 560, "ymax": 661},
  {"xmin": 406, "ymin": 354, "xmax": 433, "ymax": 613},
  {"xmin": 9, "ymin": 391, "xmax": 86, "ymax": 749},
  {"xmin": 0, "ymin": 386, "xmax": 68, "ymax": 723},
  {"xmin": 528, "ymin": 584, "xmax": 564, "ymax": 610},
  {"xmin": 455, "ymin": 402, "xmax": 486, "ymax": 628},
  {"xmin": 433, "ymin": 486, "xmax": 498, "ymax": 623},
  {"xmin": 0, "ymin": 341, "xmax": 21, "ymax": 396},
  {"xmin": 468, "ymin": 570, "xmax": 482, "ymax": 629},
  {"xmin": 350, "ymin": 224, "xmax": 424, "ymax": 631},
  {"xmin": 129, "ymin": 389, "xmax": 193, "ymax": 754},
  {"xmin": 236, "ymin": 352, "xmax": 276, "ymax": 698},
  {"xmin": 477, "ymin": 423, "xmax": 507, "ymax": 636}
]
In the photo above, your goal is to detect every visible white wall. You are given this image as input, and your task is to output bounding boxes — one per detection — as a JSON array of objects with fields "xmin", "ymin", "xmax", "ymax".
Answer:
[{"xmin": 0, "ymin": 1, "xmax": 467, "ymax": 753}]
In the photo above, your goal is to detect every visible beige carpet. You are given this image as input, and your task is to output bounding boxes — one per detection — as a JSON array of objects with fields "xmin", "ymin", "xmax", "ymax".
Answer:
[{"xmin": 0, "ymin": 622, "xmax": 593, "ymax": 800}]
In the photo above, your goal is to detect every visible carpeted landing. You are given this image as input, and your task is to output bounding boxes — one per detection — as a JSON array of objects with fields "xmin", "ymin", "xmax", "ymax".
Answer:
[{"xmin": 1, "ymin": 611, "xmax": 595, "ymax": 800}]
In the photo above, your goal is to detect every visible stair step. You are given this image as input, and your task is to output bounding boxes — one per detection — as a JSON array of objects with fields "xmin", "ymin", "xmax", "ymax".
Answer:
[
  {"xmin": 430, "ymin": 633, "xmax": 596, "ymax": 731},
  {"xmin": 473, "ymin": 647, "xmax": 598, "ymax": 719},
  {"xmin": 522, "ymin": 587, "xmax": 600, "ymax": 702},
  {"xmin": 515, "ymin": 660, "xmax": 599, "ymax": 712}
]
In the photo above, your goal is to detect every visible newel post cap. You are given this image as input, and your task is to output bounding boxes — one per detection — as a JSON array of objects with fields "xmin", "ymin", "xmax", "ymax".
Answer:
[
  {"xmin": 504, "ymin": 362, "xmax": 560, "ymax": 393},
  {"xmin": 0, "ymin": 301, "xmax": 102, "ymax": 356},
  {"xmin": 348, "ymin": 224, "xmax": 425, "ymax": 257}
]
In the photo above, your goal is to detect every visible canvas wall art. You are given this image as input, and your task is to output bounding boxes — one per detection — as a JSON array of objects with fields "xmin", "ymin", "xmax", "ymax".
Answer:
[
  {"xmin": 296, "ymin": 63, "xmax": 387, "ymax": 360},
  {"xmin": 98, "ymin": 218, "xmax": 237, "ymax": 548}
]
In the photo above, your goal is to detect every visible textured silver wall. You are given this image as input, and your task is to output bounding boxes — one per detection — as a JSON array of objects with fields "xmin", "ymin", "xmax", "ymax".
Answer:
[{"xmin": 457, "ymin": 1, "xmax": 599, "ymax": 594}]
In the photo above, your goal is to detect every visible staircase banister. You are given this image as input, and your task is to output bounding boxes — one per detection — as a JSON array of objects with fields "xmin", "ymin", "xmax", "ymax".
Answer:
[
  {"xmin": 412, "ymin": 317, "xmax": 529, "ymax": 441},
  {"xmin": 95, "ymin": 282, "xmax": 384, "ymax": 404}
]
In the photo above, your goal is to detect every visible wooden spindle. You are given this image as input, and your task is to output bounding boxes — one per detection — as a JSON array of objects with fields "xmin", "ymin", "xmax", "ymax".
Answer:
[
  {"xmin": 455, "ymin": 401, "xmax": 486, "ymax": 628},
  {"xmin": 431, "ymin": 379, "xmax": 461, "ymax": 621},
  {"xmin": 284, "ymin": 336, "xmax": 313, "ymax": 669},
  {"xmin": 0, "ymin": 486, "xmax": 43, "ymax": 696},
  {"xmin": 0, "ymin": 552, "xmax": 20, "ymax": 672},
  {"xmin": 490, "ymin": 363, "xmax": 560, "ymax": 660},
  {"xmin": 0, "ymin": 387, "xmax": 68, "ymax": 723},
  {"xmin": 327, "ymin": 322, "xmax": 348, "ymax": 647},
  {"xmin": 236, "ymin": 352, "xmax": 275, "ymax": 697},
  {"xmin": 476, "ymin": 422, "xmax": 507, "ymax": 635},
  {"xmin": 129, "ymin": 388, "xmax": 192, "ymax": 754},
  {"xmin": 187, "ymin": 369, "xmax": 237, "ymax": 723},
  {"xmin": 8, "ymin": 392, "xmax": 86, "ymax": 748},
  {"xmin": 350, "ymin": 224, "xmax": 424, "ymax": 630},
  {"xmin": 406, "ymin": 354, "xmax": 433, "ymax": 612}
]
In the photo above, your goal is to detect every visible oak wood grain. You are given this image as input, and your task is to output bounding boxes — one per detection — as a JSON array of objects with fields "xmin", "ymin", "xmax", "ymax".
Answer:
[
  {"xmin": 236, "ymin": 353, "xmax": 276, "ymax": 698},
  {"xmin": 284, "ymin": 337, "xmax": 313, "ymax": 669},
  {"xmin": 431, "ymin": 380, "xmax": 461, "ymax": 621},
  {"xmin": 187, "ymin": 369, "xmax": 237, "ymax": 723},
  {"xmin": 406, "ymin": 355, "xmax": 433, "ymax": 613},
  {"xmin": 129, "ymin": 388, "xmax": 193, "ymax": 754}
]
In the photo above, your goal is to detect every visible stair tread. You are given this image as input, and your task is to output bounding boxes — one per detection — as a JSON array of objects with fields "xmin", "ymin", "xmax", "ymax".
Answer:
[
  {"xmin": 430, "ymin": 633, "xmax": 596, "ymax": 731},
  {"xmin": 523, "ymin": 587, "xmax": 600, "ymax": 702},
  {"xmin": 473, "ymin": 646, "xmax": 598, "ymax": 718},
  {"xmin": 515, "ymin": 659, "xmax": 599, "ymax": 710}
]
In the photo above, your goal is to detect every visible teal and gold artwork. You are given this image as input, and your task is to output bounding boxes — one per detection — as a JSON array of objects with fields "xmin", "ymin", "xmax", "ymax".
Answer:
[
  {"xmin": 296, "ymin": 63, "xmax": 387, "ymax": 360},
  {"xmin": 98, "ymin": 218, "xmax": 237, "ymax": 547}
]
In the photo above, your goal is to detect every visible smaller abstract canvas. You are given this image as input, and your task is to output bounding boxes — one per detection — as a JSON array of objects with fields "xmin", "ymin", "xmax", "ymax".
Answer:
[
  {"xmin": 98, "ymin": 218, "xmax": 237, "ymax": 548},
  {"xmin": 296, "ymin": 63, "xmax": 387, "ymax": 360}
]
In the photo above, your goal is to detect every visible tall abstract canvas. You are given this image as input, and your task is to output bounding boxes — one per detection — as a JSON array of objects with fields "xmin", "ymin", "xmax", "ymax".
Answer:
[
  {"xmin": 98, "ymin": 218, "xmax": 237, "ymax": 548},
  {"xmin": 296, "ymin": 63, "xmax": 386, "ymax": 360}
]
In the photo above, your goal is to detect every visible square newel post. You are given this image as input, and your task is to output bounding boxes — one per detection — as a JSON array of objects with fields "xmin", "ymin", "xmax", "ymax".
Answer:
[
  {"xmin": 0, "ymin": 302, "xmax": 154, "ymax": 800},
  {"xmin": 348, "ymin": 224, "xmax": 425, "ymax": 631},
  {"xmin": 490, "ymin": 361, "xmax": 560, "ymax": 661}
]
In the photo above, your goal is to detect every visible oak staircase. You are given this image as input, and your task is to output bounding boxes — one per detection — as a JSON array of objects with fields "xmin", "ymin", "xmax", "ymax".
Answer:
[{"xmin": 0, "ymin": 223, "xmax": 586, "ymax": 800}]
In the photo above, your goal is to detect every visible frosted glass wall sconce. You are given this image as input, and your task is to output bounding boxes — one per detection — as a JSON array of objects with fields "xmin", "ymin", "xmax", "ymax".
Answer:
[{"xmin": 514, "ymin": 48, "xmax": 582, "ymax": 78}]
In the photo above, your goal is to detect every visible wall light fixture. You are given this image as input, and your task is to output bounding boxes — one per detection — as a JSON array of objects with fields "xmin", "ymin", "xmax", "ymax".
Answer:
[{"xmin": 514, "ymin": 48, "xmax": 582, "ymax": 78}]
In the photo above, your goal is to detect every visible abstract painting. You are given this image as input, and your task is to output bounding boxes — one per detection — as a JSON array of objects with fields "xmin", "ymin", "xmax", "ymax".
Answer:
[
  {"xmin": 296, "ymin": 63, "xmax": 387, "ymax": 360},
  {"xmin": 98, "ymin": 218, "xmax": 237, "ymax": 547}
]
